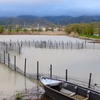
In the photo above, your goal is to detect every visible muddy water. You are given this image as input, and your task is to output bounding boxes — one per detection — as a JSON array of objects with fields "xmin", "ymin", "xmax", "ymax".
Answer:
[
  {"xmin": 10, "ymin": 47, "xmax": 100, "ymax": 84},
  {"xmin": 0, "ymin": 63, "xmax": 38, "ymax": 99},
  {"xmin": 0, "ymin": 35, "xmax": 100, "ymax": 98}
]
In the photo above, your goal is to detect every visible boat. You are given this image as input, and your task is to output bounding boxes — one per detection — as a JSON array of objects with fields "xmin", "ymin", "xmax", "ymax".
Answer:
[{"xmin": 40, "ymin": 76, "xmax": 100, "ymax": 100}]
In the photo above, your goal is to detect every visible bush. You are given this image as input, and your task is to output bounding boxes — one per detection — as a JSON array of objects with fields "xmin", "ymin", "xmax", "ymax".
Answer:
[{"xmin": 15, "ymin": 92, "xmax": 23, "ymax": 100}]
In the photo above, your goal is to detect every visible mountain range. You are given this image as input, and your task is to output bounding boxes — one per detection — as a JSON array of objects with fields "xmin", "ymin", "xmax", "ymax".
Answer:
[{"xmin": 0, "ymin": 15, "xmax": 100, "ymax": 27}]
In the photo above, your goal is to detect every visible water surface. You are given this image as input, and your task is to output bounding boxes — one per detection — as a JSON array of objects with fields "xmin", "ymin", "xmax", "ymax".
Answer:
[{"xmin": 0, "ymin": 35, "xmax": 100, "ymax": 96}]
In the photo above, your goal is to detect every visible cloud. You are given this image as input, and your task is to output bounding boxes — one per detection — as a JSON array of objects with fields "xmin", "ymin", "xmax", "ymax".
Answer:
[{"xmin": 0, "ymin": 0, "xmax": 100, "ymax": 16}]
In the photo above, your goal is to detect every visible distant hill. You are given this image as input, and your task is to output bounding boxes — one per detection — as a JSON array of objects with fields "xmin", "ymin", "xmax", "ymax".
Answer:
[
  {"xmin": 42, "ymin": 16, "xmax": 73, "ymax": 25},
  {"xmin": 17, "ymin": 15, "xmax": 38, "ymax": 19},
  {"xmin": 0, "ymin": 15, "xmax": 100, "ymax": 27},
  {"xmin": 0, "ymin": 17, "xmax": 53, "ymax": 27},
  {"xmin": 43, "ymin": 15, "xmax": 100, "ymax": 25},
  {"xmin": 71, "ymin": 15, "xmax": 100, "ymax": 23}
]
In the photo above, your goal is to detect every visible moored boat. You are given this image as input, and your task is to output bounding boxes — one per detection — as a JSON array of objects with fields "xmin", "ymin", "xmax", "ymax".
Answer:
[{"xmin": 40, "ymin": 76, "xmax": 100, "ymax": 100}]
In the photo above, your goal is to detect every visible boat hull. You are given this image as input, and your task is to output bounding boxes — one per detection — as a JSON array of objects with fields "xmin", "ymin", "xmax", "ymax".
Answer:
[
  {"xmin": 40, "ymin": 76, "xmax": 100, "ymax": 100},
  {"xmin": 43, "ymin": 84, "xmax": 76, "ymax": 100},
  {"xmin": 40, "ymin": 77, "xmax": 76, "ymax": 100}
]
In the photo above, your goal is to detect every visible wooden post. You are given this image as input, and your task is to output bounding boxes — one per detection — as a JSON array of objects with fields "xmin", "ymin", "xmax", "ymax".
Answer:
[
  {"xmin": 10, "ymin": 39, "xmax": 11, "ymax": 47},
  {"xmin": 66, "ymin": 69, "xmax": 68, "ymax": 81},
  {"xmin": 62, "ymin": 41, "xmax": 64, "ymax": 49},
  {"xmin": 37, "ymin": 61, "xmax": 39, "ymax": 80},
  {"xmin": 88, "ymin": 73, "xmax": 92, "ymax": 88},
  {"xmin": 85, "ymin": 40, "xmax": 86, "ymax": 48},
  {"xmin": 71, "ymin": 42, "xmax": 72, "ymax": 49},
  {"xmin": 35, "ymin": 42, "xmax": 36, "ymax": 48},
  {"xmin": 29, "ymin": 41, "xmax": 30, "ymax": 47},
  {"xmin": 21, "ymin": 41, "xmax": 22, "ymax": 47},
  {"xmin": 50, "ymin": 64, "xmax": 52, "ymax": 78},
  {"xmin": 18, "ymin": 44, "xmax": 21, "ymax": 54},
  {"xmin": 56, "ymin": 42, "xmax": 58, "ymax": 49},
  {"xmin": 24, "ymin": 58, "xmax": 26, "ymax": 76},
  {"xmin": 25, "ymin": 40, "xmax": 26, "ymax": 46},
  {"xmin": 14, "ymin": 56, "xmax": 16, "ymax": 71},
  {"xmin": 8, "ymin": 53, "xmax": 10, "ymax": 67},
  {"xmin": 76, "ymin": 41, "xmax": 77, "ymax": 48},
  {"xmin": 8, "ymin": 53, "xmax": 9, "ymax": 66},
  {"xmin": 4, "ymin": 51, "xmax": 5, "ymax": 64},
  {"xmin": 6, "ymin": 44, "xmax": 8, "ymax": 54},
  {"xmin": 67, "ymin": 41, "xmax": 68, "ymax": 46},
  {"xmin": 82, "ymin": 42, "xmax": 84, "ymax": 49},
  {"xmin": 33, "ymin": 40, "xmax": 34, "ymax": 46},
  {"xmin": 78, "ymin": 42, "xmax": 79, "ymax": 49}
]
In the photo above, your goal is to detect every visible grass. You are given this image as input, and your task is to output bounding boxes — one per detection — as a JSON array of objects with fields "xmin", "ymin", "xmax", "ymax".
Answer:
[
  {"xmin": 79, "ymin": 34, "xmax": 100, "ymax": 39},
  {"xmin": 15, "ymin": 92, "xmax": 23, "ymax": 100}
]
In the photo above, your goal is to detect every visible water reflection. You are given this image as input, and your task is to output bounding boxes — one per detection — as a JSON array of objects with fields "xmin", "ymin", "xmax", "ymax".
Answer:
[{"xmin": 0, "ymin": 63, "xmax": 38, "ymax": 95}]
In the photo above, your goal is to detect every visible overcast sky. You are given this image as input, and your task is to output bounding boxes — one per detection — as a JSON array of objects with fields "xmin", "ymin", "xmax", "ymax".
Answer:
[{"xmin": 0, "ymin": 0, "xmax": 100, "ymax": 17}]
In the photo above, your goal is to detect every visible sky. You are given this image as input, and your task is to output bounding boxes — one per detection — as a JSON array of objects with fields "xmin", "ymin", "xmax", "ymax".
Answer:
[{"xmin": 0, "ymin": 0, "xmax": 100, "ymax": 17}]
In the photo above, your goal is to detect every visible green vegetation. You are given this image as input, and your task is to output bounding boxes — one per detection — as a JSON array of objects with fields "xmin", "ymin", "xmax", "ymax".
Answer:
[
  {"xmin": 15, "ymin": 92, "xmax": 23, "ymax": 100},
  {"xmin": 7, "ymin": 24, "xmax": 13, "ymax": 34},
  {"xmin": 65, "ymin": 22, "xmax": 100, "ymax": 39},
  {"xmin": 15, "ymin": 25, "xmax": 21, "ymax": 33},
  {"xmin": 79, "ymin": 34, "xmax": 100, "ymax": 39},
  {"xmin": 0, "ymin": 25, "xmax": 5, "ymax": 33}
]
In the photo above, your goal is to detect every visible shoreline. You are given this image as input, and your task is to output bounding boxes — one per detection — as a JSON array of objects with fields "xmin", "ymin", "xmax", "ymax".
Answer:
[
  {"xmin": 1, "ymin": 31, "xmax": 66, "ymax": 36},
  {"xmin": 1, "ymin": 86, "xmax": 45, "ymax": 100},
  {"xmin": 1, "ymin": 31, "xmax": 100, "ymax": 42}
]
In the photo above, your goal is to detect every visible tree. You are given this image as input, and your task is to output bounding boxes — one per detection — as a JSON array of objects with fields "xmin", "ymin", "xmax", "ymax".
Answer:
[
  {"xmin": 8, "ymin": 24, "xmax": 13, "ymax": 34},
  {"xmin": 45, "ymin": 26, "xmax": 49, "ymax": 31},
  {"xmin": 15, "ymin": 25, "xmax": 21, "ymax": 33},
  {"xmin": 89, "ymin": 23, "xmax": 94, "ymax": 35},
  {"xmin": 31, "ymin": 27, "xmax": 34, "ymax": 33},
  {"xmin": 98, "ymin": 29, "xmax": 100, "ymax": 36},
  {"xmin": 23, "ymin": 28, "xmax": 28, "ymax": 33},
  {"xmin": 65, "ymin": 24, "xmax": 72, "ymax": 34},
  {"xmin": 31, "ymin": 24, "xmax": 35, "ymax": 33},
  {"xmin": 58, "ymin": 25, "xmax": 62, "ymax": 31},
  {"xmin": 0, "ymin": 25, "xmax": 5, "ymax": 34},
  {"xmin": 38, "ymin": 28, "xmax": 42, "ymax": 32},
  {"xmin": 65, "ymin": 23, "xmax": 95, "ymax": 36}
]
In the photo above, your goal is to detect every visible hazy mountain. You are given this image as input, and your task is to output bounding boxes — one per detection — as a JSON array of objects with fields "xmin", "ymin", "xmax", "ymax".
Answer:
[
  {"xmin": 16, "ymin": 15, "xmax": 100, "ymax": 25},
  {"xmin": 71, "ymin": 15, "xmax": 100, "ymax": 23},
  {"xmin": 43, "ymin": 15, "xmax": 100, "ymax": 24},
  {"xmin": 0, "ymin": 17, "xmax": 53, "ymax": 27},
  {"xmin": 0, "ymin": 17, "xmax": 8, "ymax": 20},
  {"xmin": 17, "ymin": 15, "xmax": 38, "ymax": 19},
  {"xmin": 0, "ymin": 15, "xmax": 100, "ymax": 27}
]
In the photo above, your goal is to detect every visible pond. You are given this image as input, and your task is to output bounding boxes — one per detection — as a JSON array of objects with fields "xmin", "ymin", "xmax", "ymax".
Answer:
[{"xmin": 0, "ymin": 35, "xmax": 100, "ymax": 98}]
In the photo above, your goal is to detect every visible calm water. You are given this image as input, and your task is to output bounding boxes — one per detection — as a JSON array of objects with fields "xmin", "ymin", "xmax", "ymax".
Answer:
[
  {"xmin": 0, "ymin": 35, "xmax": 100, "ymax": 96},
  {"xmin": 0, "ymin": 63, "xmax": 38, "ymax": 98}
]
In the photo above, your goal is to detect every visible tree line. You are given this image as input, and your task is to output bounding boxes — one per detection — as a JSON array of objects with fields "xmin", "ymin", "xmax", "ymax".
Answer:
[
  {"xmin": 0, "ymin": 25, "xmax": 43, "ymax": 34},
  {"xmin": 0, "ymin": 24, "xmax": 63, "ymax": 34},
  {"xmin": 65, "ymin": 22, "xmax": 100, "ymax": 36}
]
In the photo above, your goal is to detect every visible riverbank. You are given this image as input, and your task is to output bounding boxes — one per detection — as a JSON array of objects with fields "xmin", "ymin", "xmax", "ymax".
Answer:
[
  {"xmin": 2, "ymin": 30, "xmax": 100, "ymax": 41},
  {"xmin": 1, "ymin": 86, "xmax": 47, "ymax": 100},
  {"xmin": 2, "ymin": 31, "xmax": 66, "ymax": 35}
]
